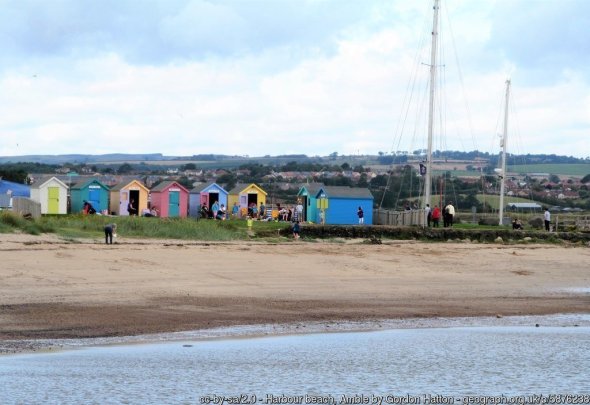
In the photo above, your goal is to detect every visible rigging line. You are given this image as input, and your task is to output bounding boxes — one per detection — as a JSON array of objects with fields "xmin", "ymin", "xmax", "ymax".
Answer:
[
  {"xmin": 509, "ymin": 88, "xmax": 536, "ymax": 203},
  {"xmin": 410, "ymin": 73, "xmax": 431, "ymax": 153},
  {"xmin": 436, "ymin": 13, "xmax": 448, "ymax": 155},
  {"xmin": 381, "ymin": 7, "xmax": 431, "ymax": 210},
  {"xmin": 443, "ymin": 2, "xmax": 479, "ymax": 152},
  {"xmin": 388, "ymin": 5, "xmax": 432, "ymax": 155},
  {"xmin": 490, "ymin": 84, "xmax": 506, "ymax": 163},
  {"xmin": 382, "ymin": 67, "xmax": 429, "ymax": 209}
]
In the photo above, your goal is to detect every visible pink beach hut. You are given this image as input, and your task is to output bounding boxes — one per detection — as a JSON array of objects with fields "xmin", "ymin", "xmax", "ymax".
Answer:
[{"xmin": 149, "ymin": 181, "xmax": 189, "ymax": 218}]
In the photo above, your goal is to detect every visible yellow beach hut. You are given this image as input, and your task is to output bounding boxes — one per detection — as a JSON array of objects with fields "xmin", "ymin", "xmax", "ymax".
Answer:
[
  {"xmin": 109, "ymin": 178, "xmax": 150, "ymax": 216},
  {"xmin": 227, "ymin": 183, "xmax": 267, "ymax": 218}
]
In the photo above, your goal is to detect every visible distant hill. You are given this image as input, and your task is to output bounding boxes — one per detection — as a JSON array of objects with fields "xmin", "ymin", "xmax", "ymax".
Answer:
[
  {"xmin": 0, "ymin": 153, "xmax": 166, "ymax": 164},
  {"xmin": 0, "ymin": 151, "xmax": 587, "ymax": 167}
]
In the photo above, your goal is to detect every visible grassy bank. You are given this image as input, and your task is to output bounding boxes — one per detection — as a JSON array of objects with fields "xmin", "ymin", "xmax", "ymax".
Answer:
[
  {"xmin": 0, "ymin": 211, "xmax": 290, "ymax": 241},
  {"xmin": 2, "ymin": 211, "xmax": 588, "ymax": 244},
  {"xmin": 286, "ymin": 224, "xmax": 590, "ymax": 244}
]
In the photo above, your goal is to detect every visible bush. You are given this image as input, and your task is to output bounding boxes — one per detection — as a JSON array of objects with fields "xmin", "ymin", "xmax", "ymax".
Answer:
[
  {"xmin": 0, "ymin": 211, "xmax": 25, "ymax": 228},
  {"xmin": 528, "ymin": 217, "xmax": 543, "ymax": 229}
]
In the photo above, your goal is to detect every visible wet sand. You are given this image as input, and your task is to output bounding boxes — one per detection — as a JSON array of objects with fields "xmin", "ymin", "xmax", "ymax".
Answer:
[{"xmin": 1, "ymin": 233, "xmax": 589, "ymax": 349}]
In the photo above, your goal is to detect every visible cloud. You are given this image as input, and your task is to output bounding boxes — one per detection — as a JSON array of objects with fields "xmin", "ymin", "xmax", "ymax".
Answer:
[{"xmin": 0, "ymin": 0, "xmax": 588, "ymax": 158}]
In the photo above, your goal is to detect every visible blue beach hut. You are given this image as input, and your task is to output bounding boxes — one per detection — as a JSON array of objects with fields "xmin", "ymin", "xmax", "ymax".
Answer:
[
  {"xmin": 313, "ymin": 186, "xmax": 374, "ymax": 225},
  {"xmin": 296, "ymin": 183, "xmax": 324, "ymax": 223},
  {"xmin": 189, "ymin": 182, "xmax": 229, "ymax": 218}
]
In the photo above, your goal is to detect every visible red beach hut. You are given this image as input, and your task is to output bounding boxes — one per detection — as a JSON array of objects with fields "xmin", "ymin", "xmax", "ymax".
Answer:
[{"xmin": 149, "ymin": 181, "xmax": 189, "ymax": 218}]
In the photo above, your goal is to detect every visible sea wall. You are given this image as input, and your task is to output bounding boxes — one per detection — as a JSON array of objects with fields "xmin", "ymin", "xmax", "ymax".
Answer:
[{"xmin": 275, "ymin": 225, "xmax": 590, "ymax": 243}]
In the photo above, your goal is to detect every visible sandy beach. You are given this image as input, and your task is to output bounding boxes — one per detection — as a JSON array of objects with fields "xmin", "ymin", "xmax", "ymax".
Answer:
[{"xmin": 1, "ymin": 233, "xmax": 589, "ymax": 345}]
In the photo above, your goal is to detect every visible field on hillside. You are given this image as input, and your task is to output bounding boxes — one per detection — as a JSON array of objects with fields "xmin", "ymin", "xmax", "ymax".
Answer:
[
  {"xmin": 508, "ymin": 164, "xmax": 590, "ymax": 177},
  {"xmin": 475, "ymin": 194, "xmax": 542, "ymax": 208}
]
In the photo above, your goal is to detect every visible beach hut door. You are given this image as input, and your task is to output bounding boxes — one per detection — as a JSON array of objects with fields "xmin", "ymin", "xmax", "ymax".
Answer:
[
  {"xmin": 239, "ymin": 194, "xmax": 247, "ymax": 208},
  {"xmin": 120, "ymin": 191, "xmax": 129, "ymax": 215},
  {"xmin": 169, "ymin": 191, "xmax": 180, "ymax": 217},
  {"xmin": 88, "ymin": 187, "xmax": 100, "ymax": 211},
  {"xmin": 48, "ymin": 187, "xmax": 59, "ymax": 214},
  {"xmin": 200, "ymin": 193, "xmax": 208, "ymax": 208}
]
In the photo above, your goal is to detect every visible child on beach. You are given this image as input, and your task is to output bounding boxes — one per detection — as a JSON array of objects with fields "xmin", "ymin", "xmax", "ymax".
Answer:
[{"xmin": 292, "ymin": 221, "xmax": 301, "ymax": 240}]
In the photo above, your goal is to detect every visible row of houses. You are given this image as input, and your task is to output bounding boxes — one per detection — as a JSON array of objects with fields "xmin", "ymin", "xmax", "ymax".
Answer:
[{"xmin": 19, "ymin": 177, "xmax": 374, "ymax": 225}]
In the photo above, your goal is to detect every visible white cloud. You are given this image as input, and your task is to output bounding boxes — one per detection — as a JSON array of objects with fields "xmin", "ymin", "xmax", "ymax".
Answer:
[{"xmin": 0, "ymin": 0, "xmax": 588, "ymax": 158}]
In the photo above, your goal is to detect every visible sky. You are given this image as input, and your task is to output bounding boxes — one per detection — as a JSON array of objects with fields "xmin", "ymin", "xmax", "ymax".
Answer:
[{"xmin": 0, "ymin": 0, "xmax": 588, "ymax": 158}]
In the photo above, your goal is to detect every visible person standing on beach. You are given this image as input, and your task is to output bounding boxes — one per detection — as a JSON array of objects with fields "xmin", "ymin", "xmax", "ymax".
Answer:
[
  {"xmin": 357, "ymin": 206, "xmax": 364, "ymax": 225},
  {"xmin": 211, "ymin": 200, "xmax": 220, "ymax": 218},
  {"xmin": 259, "ymin": 202, "xmax": 266, "ymax": 220},
  {"xmin": 296, "ymin": 200, "xmax": 304, "ymax": 222},
  {"xmin": 544, "ymin": 207, "xmax": 551, "ymax": 231},
  {"xmin": 292, "ymin": 221, "xmax": 301, "ymax": 239},
  {"xmin": 432, "ymin": 205, "xmax": 441, "ymax": 227},
  {"xmin": 444, "ymin": 202, "xmax": 455, "ymax": 227},
  {"xmin": 104, "ymin": 223, "xmax": 117, "ymax": 244}
]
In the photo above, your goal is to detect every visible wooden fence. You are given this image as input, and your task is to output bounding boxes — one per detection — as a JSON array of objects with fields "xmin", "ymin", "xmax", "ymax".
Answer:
[
  {"xmin": 11, "ymin": 197, "xmax": 42, "ymax": 219},
  {"xmin": 556, "ymin": 214, "xmax": 590, "ymax": 232},
  {"xmin": 373, "ymin": 208, "xmax": 426, "ymax": 227}
]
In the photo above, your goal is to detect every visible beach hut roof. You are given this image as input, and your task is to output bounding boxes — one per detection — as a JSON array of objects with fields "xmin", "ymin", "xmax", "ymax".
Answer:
[
  {"xmin": 70, "ymin": 178, "xmax": 109, "ymax": 190},
  {"xmin": 316, "ymin": 186, "xmax": 374, "ymax": 199},
  {"xmin": 227, "ymin": 183, "xmax": 267, "ymax": 195},
  {"xmin": 151, "ymin": 180, "xmax": 189, "ymax": 193},
  {"xmin": 110, "ymin": 177, "xmax": 149, "ymax": 192},
  {"xmin": 297, "ymin": 182, "xmax": 324, "ymax": 196},
  {"xmin": 30, "ymin": 176, "xmax": 68, "ymax": 189},
  {"xmin": 191, "ymin": 182, "xmax": 227, "ymax": 194}
]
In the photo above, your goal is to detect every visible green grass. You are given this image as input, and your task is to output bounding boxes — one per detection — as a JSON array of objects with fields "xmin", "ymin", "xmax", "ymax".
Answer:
[
  {"xmin": 508, "ymin": 164, "xmax": 590, "ymax": 177},
  {"xmin": 475, "ymin": 194, "xmax": 542, "ymax": 207},
  {"xmin": 432, "ymin": 170, "xmax": 479, "ymax": 177},
  {"xmin": 0, "ymin": 214, "xmax": 292, "ymax": 241},
  {"xmin": 0, "ymin": 211, "xmax": 54, "ymax": 235}
]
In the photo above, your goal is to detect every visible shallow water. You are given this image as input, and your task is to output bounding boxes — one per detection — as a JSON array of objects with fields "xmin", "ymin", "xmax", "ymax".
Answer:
[{"xmin": 1, "ymin": 324, "xmax": 589, "ymax": 403}]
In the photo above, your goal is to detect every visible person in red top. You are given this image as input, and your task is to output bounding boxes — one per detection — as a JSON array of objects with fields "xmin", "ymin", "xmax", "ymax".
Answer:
[{"xmin": 431, "ymin": 205, "xmax": 441, "ymax": 227}]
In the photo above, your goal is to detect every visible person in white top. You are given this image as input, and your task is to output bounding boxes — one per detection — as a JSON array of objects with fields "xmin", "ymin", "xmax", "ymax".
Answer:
[
  {"xmin": 296, "ymin": 201, "xmax": 304, "ymax": 222},
  {"xmin": 544, "ymin": 208, "xmax": 551, "ymax": 231},
  {"xmin": 444, "ymin": 202, "xmax": 455, "ymax": 227}
]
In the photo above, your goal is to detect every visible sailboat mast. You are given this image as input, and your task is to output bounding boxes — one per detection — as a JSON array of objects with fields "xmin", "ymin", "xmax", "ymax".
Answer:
[
  {"xmin": 424, "ymin": 0, "xmax": 439, "ymax": 209},
  {"xmin": 498, "ymin": 79, "xmax": 511, "ymax": 225}
]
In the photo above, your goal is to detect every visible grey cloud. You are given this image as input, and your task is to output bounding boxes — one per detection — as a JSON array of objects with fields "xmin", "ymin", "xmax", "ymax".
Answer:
[
  {"xmin": 487, "ymin": 0, "xmax": 589, "ymax": 82},
  {"xmin": 0, "ymin": 0, "xmax": 380, "ymax": 68}
]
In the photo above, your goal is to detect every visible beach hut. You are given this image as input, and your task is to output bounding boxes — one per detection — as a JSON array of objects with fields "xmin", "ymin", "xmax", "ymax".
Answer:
[
  {"xmin": 149, "ymin": 181, "xmax": 189, "ymax": 218},
  {"xmin": 70, "ymin": 179, "xmax": 110, "ymax": 214},
  {"xmin": 313, "ymin": 186, "xmax": 374, "ymax": 225},
  {"xmin": 227, "ymin": 183, "xmax": 267, "ymax": 217},
  {"xmin": 109, "ymin": 178, "xmax": 149, "ymax": 216},
  {"xmin": 30, "ymin": 176, "xmax": 68, "ymax": 214},
  {"xmin": 189, "ymin": 182, "xmax": 228, "ymax": 218},
  {"xmin": 296, "ymin": 183, "xmax": 324, "ymax": 223}
]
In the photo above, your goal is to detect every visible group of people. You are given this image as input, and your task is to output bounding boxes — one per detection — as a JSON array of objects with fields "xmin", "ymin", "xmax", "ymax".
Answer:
[
  {"xmin": 200, "ymin": 201, "xmax": 227, "ymax": 220},
  {"xmin": 424, "ymin": 202, "xmax": 455, "ymax": 227}
]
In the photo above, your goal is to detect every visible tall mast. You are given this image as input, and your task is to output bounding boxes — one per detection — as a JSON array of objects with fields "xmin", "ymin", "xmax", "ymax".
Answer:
[
  {"xmin": 498, "ymin": 79, "xmax": 510, "ymax": 225},
  {"xmin": 424, "ymin": 0, "xmax": 439, "ymax": 209}
]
